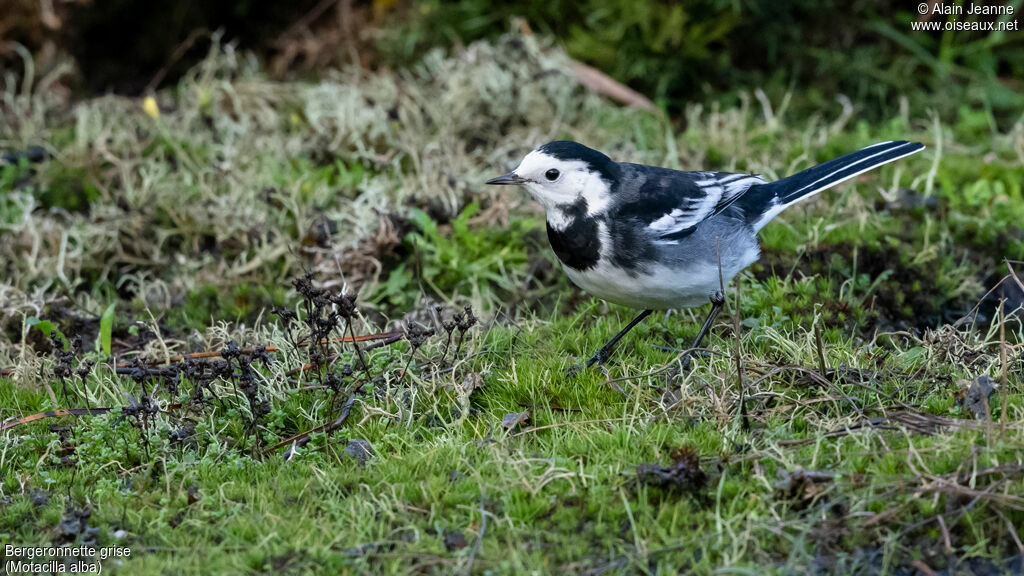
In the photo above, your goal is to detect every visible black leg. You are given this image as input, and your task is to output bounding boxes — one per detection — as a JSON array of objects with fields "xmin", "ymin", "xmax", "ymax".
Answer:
[
  {"xmin": 568, "ymin": 309, "xmax": 653, "ymax": 377},
  {"xmin": 682, "ymin": 292, "xmax": 725, "ymax": 371}
]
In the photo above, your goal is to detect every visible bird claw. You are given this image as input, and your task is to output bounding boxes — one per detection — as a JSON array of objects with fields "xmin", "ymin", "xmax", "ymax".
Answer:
[
  {"xmin": 605, "ymin": 379, "xmax": 628, "ymax": 397},
  {"xmin": 681, "ymin": 354, "xmax": 693, "ymax": 372},
  {"xmin": 566, "ymin": 350, "xmax": 617, "ymax": 379},
  {"xmin": 566, "ymin": 360, "xmax": 627, "ymax": 396},
  {"xmin": 566, "ymin": 347, "xmax": 610, "ymax": 379},
  {"xmin": 679, "ymin": 350, "xmax": 711, "ymax": 372},
  {"xmin": 565, "ymin": 363, "xmax": 586, "ymax": 379}
]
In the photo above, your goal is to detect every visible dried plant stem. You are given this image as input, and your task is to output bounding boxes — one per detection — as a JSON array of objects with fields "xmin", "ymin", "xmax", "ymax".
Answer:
[
  {"xmin": 814, "ymin": 319, "xmax": 829, "ymax": 382},
  {"xmin": 733, "ymin": 276, "xmax": 748, "ymax": 431},
  {"xmin": 999, "ymin": 297, "xmax": 1009, "ymax": 428},
  {"xmin": 0, "ymin": 332, "xmax": 402, "ymax": 378}
]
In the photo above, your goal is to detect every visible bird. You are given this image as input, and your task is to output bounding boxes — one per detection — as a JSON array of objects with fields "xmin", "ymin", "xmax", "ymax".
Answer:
[{"xmin": 486, "ymin": 139, "xmax": 924, "ymax": 373}]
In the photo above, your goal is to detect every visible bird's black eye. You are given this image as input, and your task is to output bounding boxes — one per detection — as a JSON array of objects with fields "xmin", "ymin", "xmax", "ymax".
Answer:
[{"xmin": 545, "ymin": 169, "xmax": 560, "ymax": 181}]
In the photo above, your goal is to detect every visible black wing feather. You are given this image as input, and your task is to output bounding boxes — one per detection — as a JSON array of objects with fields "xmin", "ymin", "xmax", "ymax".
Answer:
[{"xmin": 612, "ymin": 165, "xmax": 765, "ymax": 240}]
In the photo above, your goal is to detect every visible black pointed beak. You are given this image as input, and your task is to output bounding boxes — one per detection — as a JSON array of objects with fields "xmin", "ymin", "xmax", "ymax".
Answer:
[{"xmin": 486, "ymin": 172, "xmax": 526, "ymax": 186}]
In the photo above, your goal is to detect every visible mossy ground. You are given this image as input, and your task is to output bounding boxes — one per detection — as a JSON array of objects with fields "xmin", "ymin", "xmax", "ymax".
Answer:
[{"xmin": 1, "ymin": 34, "xmax": 1023, "ymax": 575}]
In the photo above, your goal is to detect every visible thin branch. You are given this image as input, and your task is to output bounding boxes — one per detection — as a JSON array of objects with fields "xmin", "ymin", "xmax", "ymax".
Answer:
[
  {"xmin": 464, "ymin": 487, "xmax": 487, "ymax": 576},
  {"xmin": 0, "ymin": 332, "xmax": 403, "ymax": 378},
  {"xmin": 1000, "ymin": 297, "xmax": 1009, "ymax": 427}
]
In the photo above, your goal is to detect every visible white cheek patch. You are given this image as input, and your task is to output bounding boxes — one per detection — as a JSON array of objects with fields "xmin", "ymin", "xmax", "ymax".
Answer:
[
  {"xmin": 514, "ymin": 151, "xmax": 612, "ymax": 214},
  {"xmin": 579, "ymin": 173, "xmax": 612, "ymax": 215},
  {"xmin": 546, "ymin": 208, "xmax": 573, "ymax": 231}
]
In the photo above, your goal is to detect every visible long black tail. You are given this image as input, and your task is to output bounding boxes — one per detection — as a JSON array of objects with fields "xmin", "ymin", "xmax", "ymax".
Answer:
[{"xmin": 748, "ymin": 140, "xmax": 924, "ymax": 231}]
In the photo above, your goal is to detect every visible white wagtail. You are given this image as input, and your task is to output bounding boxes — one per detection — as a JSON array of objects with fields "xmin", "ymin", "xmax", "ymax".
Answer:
[{"xmin": 487, "ymin": 139, "xmax": 924, "ymax": 372}]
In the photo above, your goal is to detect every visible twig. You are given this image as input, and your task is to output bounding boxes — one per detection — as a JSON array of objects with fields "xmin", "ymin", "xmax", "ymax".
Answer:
[
  {"xmin": 0, "ymin": 332, "xmax": 402, "ymax": 378},
  {"xmin": 144, "ymin": 28, "xmax": 209, "ymax": 94},
  {"xmin": 1, "ymin": 401, "xmax": 188, "ymax": 433},
  {"xmin": 567, "ymin": 60, "xmax": 658, "ymax": 114},
  {"xmin": 1007, "ymin": 259, "xmax": 1024, "ymax": 294},
  {"xmin": 813, "ymin": 320, "xmax": 829, "ymax": 383},
  {"xmin": 2, "ymin": 330, "xmax": 405, "ymax": 434},
  {"xmin": 343, "ymin": 318, "xmax": 371, "ymax": 374},
  {"xmin": 733, "ymin": 274, "xmax": 748, "ymax": 431},
  {"xmin": 950, "ymin": 273, "xmax": 1012, "ymax": 328},
  {"xmin": 717, "ymin": 235, "xmax": 748, "ymax": 431},
  {"xmin": 994, "ymin": 508, "xmax": 1024, "ymax": 558},
  {"xmin": 768, "ymin": 409, "xmax": 1002, "ymax": 449},
  {"xmin": 510, "ymin": 416, "xmax": 643, "ymax": 438},
  {"xmin": 464, "ymin": 487, "xmax": 487, "ymax": 576},
  {"xmin": 277, "ymin": 0, "xmax": 337, "ymax": 38},
  {"xmin": 338, "ymin": 0, "xmax": 360, "ymax": 68},
  {"xmin": 597, "ymin": 347, "xmax": 714, "ymax": 389},
  {"xmin": 936, "ymin": 514, "xmax": 952, "ymax": 553},
  {"xmin": 911, "ymin": 560, "xmax": 940, "ymax": 576},
  {"xmin": 1, "ymin": 407, "xmax": 113, "ymax": 432},
  {"xmin": 267, "ymin": 386, "xmax": 362, "ymax": 457},
  {"xmin": 999, "ymin": 297, "xmax": 1009, "ymax": 427}
]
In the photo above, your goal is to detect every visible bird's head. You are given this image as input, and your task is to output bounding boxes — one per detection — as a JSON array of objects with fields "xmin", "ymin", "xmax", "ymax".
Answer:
[{"xmin": 486, "ymin": 141, "xmax": 619, "ymax": 213}]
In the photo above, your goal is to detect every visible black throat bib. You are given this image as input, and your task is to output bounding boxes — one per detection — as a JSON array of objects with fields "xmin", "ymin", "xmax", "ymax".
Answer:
[{"xmin": 546, "ymin": 200, "xmax": 601, "ymax": 271}]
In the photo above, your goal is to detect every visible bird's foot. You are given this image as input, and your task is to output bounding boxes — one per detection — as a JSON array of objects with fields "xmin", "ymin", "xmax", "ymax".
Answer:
[
  {"xmin": 566, "ymin": 359, "xmax": 609, "ymax": 379},
  {"xmin": 681, "ymin": 354, "xmax": 693, "ymax": 372},
  {"xmin": 605, "ymin": 377, "xmax": 628, "ymax": 397},
  {"xmin": 566, "ymin": 359, "xmax": 627, "ymax": 396},
  {"xmin": 565, "ymin": 362, "xmax": 586, "ymax": 379},
  {"xmin": 566, "ymin": 346, "xmax": 614, "ymax": 379},
  {"xmin": 679, "ymin": 350, "xmax": 711, "ymax": 373}
]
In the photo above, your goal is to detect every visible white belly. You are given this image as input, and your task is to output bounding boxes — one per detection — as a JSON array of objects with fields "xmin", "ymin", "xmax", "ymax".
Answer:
[{"xmin": 563, "ymin": 259, "xmax": 728, "ymax": 310}]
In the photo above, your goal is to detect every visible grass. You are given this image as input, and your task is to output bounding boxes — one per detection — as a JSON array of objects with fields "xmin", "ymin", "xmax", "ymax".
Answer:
[
  {"xmin": 2, "ymin": 306, "xmax": 1022, "ymax": 574},
  {"xmin": 1, "ymin": 32, "xmax": 1024, "ymax": 575}
]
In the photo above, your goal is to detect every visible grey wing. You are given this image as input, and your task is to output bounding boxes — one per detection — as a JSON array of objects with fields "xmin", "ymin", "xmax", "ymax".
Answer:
[{"xmin": 616, "ymin": 166, "xmax": 766, "ymax": 241}]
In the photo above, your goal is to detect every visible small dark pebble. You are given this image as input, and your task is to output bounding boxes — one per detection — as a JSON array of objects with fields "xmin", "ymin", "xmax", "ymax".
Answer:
[
  {"xmin": 960, "ymin": 374, "xmax": 999, "ymax": 419},
  {"xmin": 502, "ymin": 410, "xmax": 530, "ymax": 431},
  {"xmin": 30, "ymin": 490, "xmax": 50, "ymax": 507},
  {"xmin": 345, "ymin": 439, "xmax": 374, "ymax": 465},
  {"xmin": 444, "ymin": 530, "xmax": 468, "ymax": 551}
]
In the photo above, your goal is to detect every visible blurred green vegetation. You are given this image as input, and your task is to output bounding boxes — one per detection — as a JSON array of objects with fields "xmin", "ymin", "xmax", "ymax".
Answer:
[
  {"xmin": 6, "ymin": 0, "xmax": 1021, "ymax": 123},
  {"xmin": 377, "ymin": 0, "xmax": 1024, "ymax": 122}
]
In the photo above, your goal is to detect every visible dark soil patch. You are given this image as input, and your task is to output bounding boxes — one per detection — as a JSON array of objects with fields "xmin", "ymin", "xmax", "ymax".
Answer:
[
  {"xmin": 634, "ymin": 446, "xmax": 708, "ymax": 493},
  {"xmin": 754, "ymin": 236, "xmax": 978, "ymax": 334}
]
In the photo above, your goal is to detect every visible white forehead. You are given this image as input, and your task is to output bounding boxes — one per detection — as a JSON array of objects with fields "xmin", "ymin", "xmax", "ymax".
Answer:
[{"xmin": 515, "ymin": 150, "xmax": 589, "ymax": 177}]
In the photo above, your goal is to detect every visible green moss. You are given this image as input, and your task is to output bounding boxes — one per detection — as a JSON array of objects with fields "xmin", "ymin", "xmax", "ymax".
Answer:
[{"xmin": 170, "ymin": 283, "xmax": 288, "ymax": 331}]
